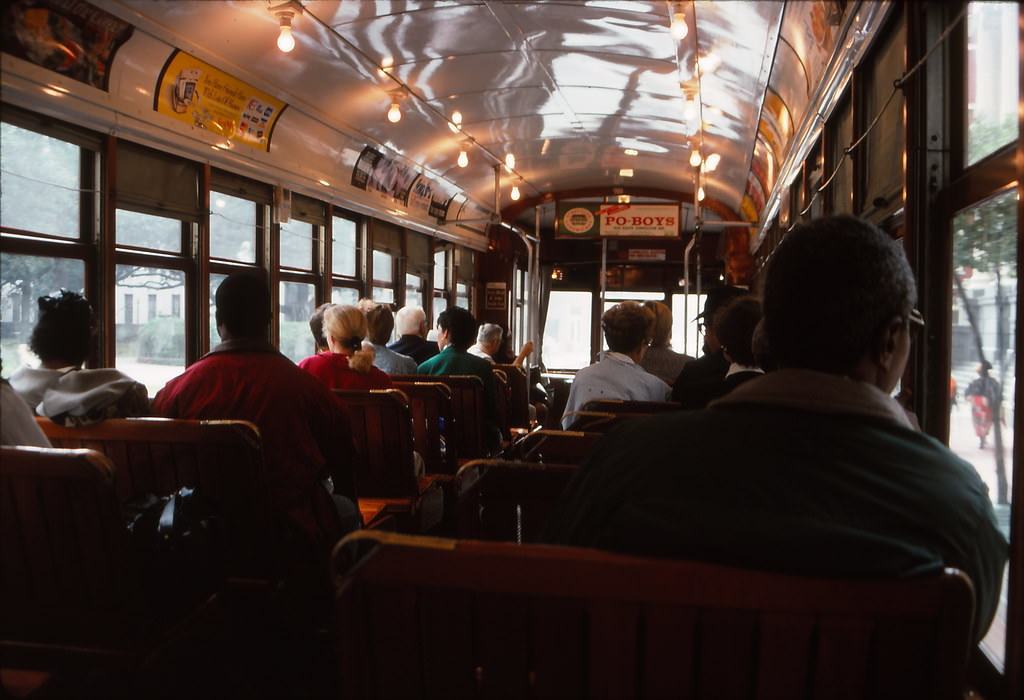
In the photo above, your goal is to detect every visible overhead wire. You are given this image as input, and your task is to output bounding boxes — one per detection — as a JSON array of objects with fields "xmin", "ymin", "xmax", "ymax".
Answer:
[{"xmin": 791, "ymin": 5, "xmax": 968, "ymax": 229}]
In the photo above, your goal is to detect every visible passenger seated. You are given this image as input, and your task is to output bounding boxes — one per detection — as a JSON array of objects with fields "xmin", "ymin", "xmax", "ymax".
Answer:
[
  {"xmin": 468, "ymin": 323, "xmax": 502, "ymax": 365},
  {"xmin": 1, "ymin": 375, "xmax": 50, "ymax": 446},
  {"xmin": 417, "ymin": 306, "xmax": 502, "ymax": 453},
  {"xmin": 674, "ymin": 295, "xmax": 763, "ymax": 409},
  {"xmin": 308, "ymin": 302, "xmax": 334, "ymax": 353},
  {"xmin": 670, "ymin": 285, "xmax": 748, "ymax": 401},
  {"xmin": 543, "ymin": 215, "xmax": 1008, "ymax": 641},
  {"xmin": 388, "ymin": 305, "xmax": 440, "ymax": 364},
  {"xmin": 153, "ymin": 271, "xmax": 359, "ymax": 546},
  {"xmin": 639, "ymin": 300, "xmax": 693, "ymax": 385},
  {"xmin": 560, "ymin": 301, "xmax": 671, "ymax": 429},
  {"xmin": 299, "ymin": 305, "xmax": 392, "ymax": 390},
  {"xmin": 8, "ymin": 290, "xmax": 148, "ymax": 425},
  {"xmin": 360, "ymin": 301, "xmax": 416, "ymax": 375}
]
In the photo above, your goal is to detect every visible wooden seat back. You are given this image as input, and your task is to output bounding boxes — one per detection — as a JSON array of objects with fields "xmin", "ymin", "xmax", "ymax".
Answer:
[
  {"xmin": 562, "ymin": 410, "xmax": 626, "ymax": 432},
  {"xmin": 581, "ymin": 398, "xmax": 681, "ymax": 414},
  {"xmin": 333, "ymin": 389, "xmax": 418, "ymax": 498},
  {"xmin": 494, "ymin": 363, "xmax": 531, "ymax": 429},
  {"xmin": 38, "ymin": 417, "xmax": 271, "ymax": 577},
  {"xmin": 332, "ymin": 531, "xmax": 975, "ymax": 700},
  {"xmin": 505, "ymin": 429, "xmax": 602, "ymax": 464},
  {"xmin": 390, "ymin": 374, "xmax": 487, "ymax": 460},
  {"xmin": 454, "ymin": 459, "xmax": 578, "ymax": 542},
  {"xmin": 392, "ymin": 381, "xmax": 457, "ymax": 475},
  {"xmin": 0, "ymin": 446, "xmax": 144, "ymax": 647},
  {"xmin": 491, "ymin": 367, "xmax": 511, "ymax": 442}
]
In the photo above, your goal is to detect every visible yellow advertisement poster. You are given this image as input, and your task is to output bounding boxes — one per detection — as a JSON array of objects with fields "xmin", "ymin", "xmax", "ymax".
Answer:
[{"xmin": 154, "ymin": 49, "xmax": 286, "ymax": 152}]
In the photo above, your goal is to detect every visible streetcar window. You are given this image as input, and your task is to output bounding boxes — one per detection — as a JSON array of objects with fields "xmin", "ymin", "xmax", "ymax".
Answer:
[
  {"xmin": 210, "ymin": 193, "xmax": 257, "ymax": 263},
  {"xmin": 115, "ymin": 264, "xmax": 185, "ymax": 397},
  {"xmin": 0, "ymin": 255, "xmax": 84, "ymax": 377},
  {"xmin": 965, "ymin": 2, "xmax": 1019, "ymax": 166},
  {"xmin": 332, "ymin": 216, "xmax": 359, "ymax": 278},
  {"xmin": 209, "ymin": 273, "xmax": 226, "ymax": 352},
  {"xmin": 542, "ymin": 291, "xmax": 593, "ymax": 370},
  {"xmin": 405, "ymin": 274, "xmax": 424, "ymax": 309},
  {"xmin": 372, "ymin": 250, "xmax": 395, "ymax": 303},
  {"xmin": 332, "ymin": 286, "xmax": 360, "ymax": 306},
  {"xmin": 279, "ymin": 280, "xmax": 316, "ymax": 363},
  {"xmin": 671, "ymin": 293, "xmax": 708, "ymax": 358},
  {"xmin": 116, "ymin": 209, "xmax": 182, "ymax": 253},
  {"xmin": 456, "ymin": 283, "xmax": 470, "ymax": 311},
  {"xmin": 280, "ymin": 220, "xmax": 314, "ymax": 270},
  {"xmin": 0, "ymin": 122, "xmax": 81, "ymax": 240},
  {"xmin": 950, "ymin": 188, "xmax": 1016, "ymax": 665}
]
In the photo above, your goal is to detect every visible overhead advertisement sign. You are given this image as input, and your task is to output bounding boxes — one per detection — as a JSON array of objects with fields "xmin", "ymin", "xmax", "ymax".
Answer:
[
  {"xmin": 556, "ymin": 203, "xmax": 679, "ymax": 238},
  {"xmin": 155, "ymin": 49, "xmax": 287, "ymax": 152},
  {"xmin": 2, "ymin": 0, "xmax": 134, "ymax": 91}
]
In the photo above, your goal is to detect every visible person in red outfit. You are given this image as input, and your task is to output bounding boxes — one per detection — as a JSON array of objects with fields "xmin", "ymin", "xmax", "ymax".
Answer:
[
  {"xmin": 152, "ymin": 271, "xmax": 359, "ymax": 550},
  {"xmin": 298, "ymin": 305, "xmax": 392, "ymax": 390}
]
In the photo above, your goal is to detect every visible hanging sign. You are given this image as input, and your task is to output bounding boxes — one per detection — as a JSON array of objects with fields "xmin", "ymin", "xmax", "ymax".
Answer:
[
  {"xmin": 154, "ymin": 49, "xmax": 287, "ymax": 152},
  {"xmin": 556, "ymin": 203, "xmax": 679, "ymax": 238}
]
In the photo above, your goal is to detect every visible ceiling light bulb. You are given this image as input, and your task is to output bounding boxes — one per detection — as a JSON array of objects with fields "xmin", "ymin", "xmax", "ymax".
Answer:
[
  {"xmin": 705, "ymin": 153, "xmax": 721, "ymax": 171},
  {"xmin": 448, "ymin": 110, "xmax": 462, "ymax": 133},
  {"xmin": 624, "ymin": 148, "xmax": 639, "ymax": 156},
  {"xmin": 618, "ymin": 194, "xmax": 631, "ymax": 204},
  {"xmin": 689, "ymin": 150, "xmax": 702, "ymax": 167},
  {"xmin": 510, "ymin": 184, "xmax": 521, "ymax": 201},
  {"xmin": 379, "ymin": 56, "xmax": 393, "ymax": 77},
  {"xmin": 505, "ymin": 152, "xmax": 515, "ymax": 170},
  {"xmin": 670, "ymin": 11, "xmax": 688, "ymax": 40},
  {"xmin": 276, "ymin": 16, "xmax": 295, "ymax": 52},
  {"xmin": 683, "ymin": 97, "xmax": 698, "ymax": 122},
  {"xmin": 457, "ymin": 149, "xmax": 469, "ymax": 168},
  {"xmin": 387, "ymin": 101, "xmax": 402, "ymax": 123},
  {"xmin": 697, "ymin": 186, "xmax": 706, "ymax": 201}
]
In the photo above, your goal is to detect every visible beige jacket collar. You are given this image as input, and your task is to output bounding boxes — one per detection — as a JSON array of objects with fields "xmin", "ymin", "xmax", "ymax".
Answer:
[{"xmin": 710, "ymin": 368, "xmax": 916, "ymax": 430}]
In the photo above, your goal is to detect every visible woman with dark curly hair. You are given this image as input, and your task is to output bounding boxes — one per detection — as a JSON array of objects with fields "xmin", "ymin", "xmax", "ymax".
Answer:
[{"xmin": 8, "ymin": 290, "xmax": 148, "ymax": 424}]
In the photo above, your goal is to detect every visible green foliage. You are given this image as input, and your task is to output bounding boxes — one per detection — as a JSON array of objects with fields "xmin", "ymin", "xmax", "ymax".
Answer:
[
  {"xmin": 136, "ymin": 317, "xmax": 185, "ymax": 363},
  {"xmin": 952, "ymin": 189, "xmax": 1017, "ymax": 275},
  {"xmin": 279, "ymin": 321, "xmax": 314, "ymax": 364}
]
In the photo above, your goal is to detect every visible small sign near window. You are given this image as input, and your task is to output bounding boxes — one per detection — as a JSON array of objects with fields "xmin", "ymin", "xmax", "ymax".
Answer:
[
  {"xmin": 628, "ymin": 249, "xmax": 666, "ymax": 261},
  {"xmin": 485, "ymin": 282, "xmax": 507, "ymax": 311}
]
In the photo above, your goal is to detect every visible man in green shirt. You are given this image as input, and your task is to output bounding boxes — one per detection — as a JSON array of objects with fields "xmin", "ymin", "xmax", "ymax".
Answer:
[{"xmin": 417, "ymin": 306, "xmax": 502, "ymax": 454}]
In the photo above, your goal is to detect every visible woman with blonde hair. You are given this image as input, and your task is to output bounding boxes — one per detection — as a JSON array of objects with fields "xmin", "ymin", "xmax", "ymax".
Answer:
[
  {"xmin": 639, "ymin": 300, "xmax": 693, "ymax": 386},
  {"xmin": 298, "ymin": 304, "xmax": 392, "ymax": 390}
]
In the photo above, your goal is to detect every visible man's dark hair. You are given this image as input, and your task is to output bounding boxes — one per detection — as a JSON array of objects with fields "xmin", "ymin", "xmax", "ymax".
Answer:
[
  {"xmin": 215, "ymin": 271, "xmax": 272, "ymax": 339},
  {"xmin": 697, "ymin": 286, "xmax": 748, "ymax": 332},
  {"xmin": 365, "ymin": 304, "xmax": 396, "ymax": 345},
  {"xmin": 763, "ymin": 215, "xmax": 916, "ymax": 374},
  {"xmin": 601, "ymin": 302, "xmax": 648, "ymax": 354},
  {"xmin": 437, "ymin": 306, "xmax": 476, "ymax": 350},
  {"xmin": 714, "ymin": 296, "xmax": 761, "ymax": 367},
  {"xmin": 30, "ymin": 290, "xmax": 94, "ymax": 366},
  {"xmin": 309, "ymin": 302, "xmax": 334, "ymax": 350}
]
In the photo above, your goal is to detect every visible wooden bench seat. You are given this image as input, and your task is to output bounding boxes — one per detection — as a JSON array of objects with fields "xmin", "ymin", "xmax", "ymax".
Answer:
[
  {"xmin": 391, "ymin": 374, "xmax": 490, "ymax": 461},
  {"xmin": 38, "ymin": 417, "xmax": 277, "ymax": 580},
  {"xmin": 504, "ymin": 428, "xmax": 603, "ymax": 464},
  {"xmin": 1, "ymin": 446, "xmax": 217, "ymax": 677},
  {"xmin": 333, "ymin": 389, "xmax": 443, "ymax": 533},
  {"xmin": 332, "ymin": 531, "xmax": 975, "ymax": 700},
  {"xmin": 455, "ymin": 459, "xmax": 578, "ymax": 542}
]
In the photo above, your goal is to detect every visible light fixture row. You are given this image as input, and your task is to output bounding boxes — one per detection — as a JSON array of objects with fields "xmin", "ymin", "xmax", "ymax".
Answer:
[{"xmin": 269, "ymin": 3, "xmax": 528, "ymax": 200}]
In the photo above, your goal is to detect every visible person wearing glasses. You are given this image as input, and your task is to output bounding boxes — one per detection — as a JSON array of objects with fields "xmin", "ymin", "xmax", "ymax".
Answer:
[
  {"xmin": 544, "ymin": 215, "xmax": 1006, "ymax": 642},
  {"xmin": 670, "ymin": 285, "xmax": 748, "ymax": 402}
]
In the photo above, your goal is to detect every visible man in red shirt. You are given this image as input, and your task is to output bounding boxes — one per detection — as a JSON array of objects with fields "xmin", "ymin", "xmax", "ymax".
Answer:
[{"xmin": 153, "ymin": 272, "xmax": 358, "ymax": 550}]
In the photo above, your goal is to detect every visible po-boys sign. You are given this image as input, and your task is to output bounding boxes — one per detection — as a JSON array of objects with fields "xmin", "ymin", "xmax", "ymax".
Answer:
[{"xmin": 556, "ymin": 203, "xmax": 679, "ymax": 238}]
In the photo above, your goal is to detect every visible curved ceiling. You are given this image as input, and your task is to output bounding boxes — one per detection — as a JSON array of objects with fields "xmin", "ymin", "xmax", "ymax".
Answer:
[{"xmin": 98, "ymin": 0, "xmax": 872, "ymax": 231}]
